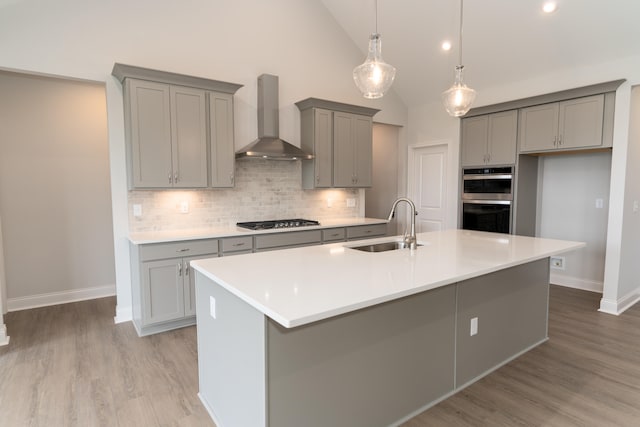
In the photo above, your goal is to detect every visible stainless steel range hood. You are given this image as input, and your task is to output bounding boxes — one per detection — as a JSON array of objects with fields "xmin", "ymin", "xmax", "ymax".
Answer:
[{"xmin": 236, "ymin": 74, "xmax": 313, "ymax": 160}]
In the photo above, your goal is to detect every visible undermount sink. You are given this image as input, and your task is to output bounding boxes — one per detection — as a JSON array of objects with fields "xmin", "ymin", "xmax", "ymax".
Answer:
[{"xmin": 349, "ymin": 241, "xmax": 423, "ymax": 253}]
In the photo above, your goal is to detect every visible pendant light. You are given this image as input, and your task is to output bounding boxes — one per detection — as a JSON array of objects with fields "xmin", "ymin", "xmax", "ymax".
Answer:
[
  {"xmin": 442, "ymin": 0, "xmax": 476, "ymax": 117},
  {"xmin": 353, "ymin": 0, "xmax": 396, "ymax": 99}
]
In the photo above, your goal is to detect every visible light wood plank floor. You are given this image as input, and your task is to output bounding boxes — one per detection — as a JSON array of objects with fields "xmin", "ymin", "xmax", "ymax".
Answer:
[{"xmin": 1, "ymin": 286, "xmax": 639, "ymax": 426}]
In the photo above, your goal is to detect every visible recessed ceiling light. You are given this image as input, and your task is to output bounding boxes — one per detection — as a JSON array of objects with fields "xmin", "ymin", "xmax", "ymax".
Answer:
[
  {"xmin": 542, "ymin": 2, "xmax": 557, "ymax": 13},
  {"xmin": 441, "ymin": 41, "xmax": 452, "ymax": 51}
]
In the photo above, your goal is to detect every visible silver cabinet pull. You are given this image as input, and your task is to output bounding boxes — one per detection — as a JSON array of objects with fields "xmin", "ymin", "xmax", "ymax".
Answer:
[
  {"xmin": 178, "ymin": 263, "xmax": 182, "ymax": 276},
  {"xmin": 553, "ymin": 136, "xmax": 557, "ymax": 146},
  {"xmin": 168, "ymin": 171, "xmax": 173, "ymax": 183},
  {"xmin": 232, "ymin": 242, "xmax": 246, "ymax": 247},
  {"xmin": 174, "ymin": 172, "xmax": 179, "ymax": 183},
  {"xmin": 229, "ymin": 173, "xmax": 234, "ymax": 184},
  {"xmin": 316, "ymin": 175, "xmax": 320, "ymax": 184},
  {"xmin": 176, "ymin": 248, "xmax": 190, "ymax": 252},
  {"xmin": 558, "ymin": 135, "xmax": 563, "ymax": 146},
  {"xmin": 184, "ymin": 261, "xmax": 189, "ymax": 276}
]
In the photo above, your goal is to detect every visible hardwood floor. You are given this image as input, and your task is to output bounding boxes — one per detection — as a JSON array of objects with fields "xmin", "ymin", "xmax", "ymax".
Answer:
[{"xmin": 0, "ymin": 286, "xmax": 639, "ymax": 426}]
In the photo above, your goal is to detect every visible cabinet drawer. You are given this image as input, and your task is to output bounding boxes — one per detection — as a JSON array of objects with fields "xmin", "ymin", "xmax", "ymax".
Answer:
[
  {"xmin": 322, "ymin": 228, "xmax": 346, "ymax": 242},
  {"xmin": 139, "ymin": 239, "xmax": 219, "ymax": 261},
  {"xmin": 221, "ymin": 236, "xmax": 253, "ymax": 253},
  {"xmin": 346, "ymin": 224, "xmax": 387, "ymax": 240},
  {"xmin": 255, "ymin": 230, "xmax": 322, "ymax": 250}
]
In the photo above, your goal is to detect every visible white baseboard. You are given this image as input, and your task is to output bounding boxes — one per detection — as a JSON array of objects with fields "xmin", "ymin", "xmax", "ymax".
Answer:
[
  {"xmin": 114, "ymin": 304, "xmax": 132, "ymax": 324},
  {"xmin": 599, "ymin": 287, "xmax": 640, "ymax": 315},
  {"xmin": 7, "ymin": 284, "xmax": 116, "ymax": 312},
  {"xmin": 0, "ymin": 323, "xmax": 9, "ymax": 346},
  {"xmin": 550, "ymin": 273, "xmax": 603, "ymax": 293}
]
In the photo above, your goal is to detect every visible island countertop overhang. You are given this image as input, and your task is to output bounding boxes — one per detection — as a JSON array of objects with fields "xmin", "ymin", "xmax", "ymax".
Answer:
[{"xmin": 191, "ymin": 229, "xmax": 585, "ymax": 328}]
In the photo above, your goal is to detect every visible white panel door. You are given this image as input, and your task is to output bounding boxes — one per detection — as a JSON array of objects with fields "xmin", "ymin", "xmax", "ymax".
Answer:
[{"xmin": 410, "ymin": 145, "xmax": 447, "ymax": 232}]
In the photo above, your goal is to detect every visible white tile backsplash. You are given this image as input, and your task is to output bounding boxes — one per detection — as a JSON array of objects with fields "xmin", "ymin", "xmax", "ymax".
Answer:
[{"xmin": 128, "ymin": 159, "xmax": 361, "ymax": 232}]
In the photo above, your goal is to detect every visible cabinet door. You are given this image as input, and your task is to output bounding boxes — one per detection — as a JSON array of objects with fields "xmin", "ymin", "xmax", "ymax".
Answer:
[
  {"xmin": 313, "ymin": 108, "xmax": 333, "ymax": 188},
  {"xmin": 170, "ymin": 86, "xmax": 208, "ymax": 187},
  {"xmin": 487, "ymin": 110, "xmax": 517, "ymax": 165},
  {"xmin": 127, "ymin": 79, "xmax": 173, "ymax": 188},
  {"xmin": 558, "ymin": 95, "xmax": 604, "ymax": 149},
  {"xmin": 183, "ymin": 254, "xmax": 217, "ymax": 317},
  {"xmin": 519, "ymin": 103, "xmax": 559, "ymax": 152},
  {"xmin": 142, "ymin": 259, "xmax": 185, "ymax": 325},
  {"xmin": 333, "ymin": 112, "xmax": 357, "ymax": 187},
  {"xmin": 209, "ymin": 92, "xmax": 236, "ymax": 188},
  {"xmin": 461, "ymin": 116, "xmax": 489, "ymax": 167},
  {"xmin": 353, "ymin": 114, "xmax": 373, "ymax": 187}
]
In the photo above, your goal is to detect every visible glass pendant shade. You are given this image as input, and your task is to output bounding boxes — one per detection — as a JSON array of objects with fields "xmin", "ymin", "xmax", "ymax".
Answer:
[
  {"xmin": 442, "ymin": 67, "xmax": 476, "ymax": 117},
  {"xmin": 353, "ymin": 33, "xmax": 396, "ymax": 99}
]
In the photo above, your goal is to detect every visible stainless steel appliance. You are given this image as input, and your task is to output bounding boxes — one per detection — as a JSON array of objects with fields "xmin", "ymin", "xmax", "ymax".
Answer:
[
  {"xmin": 237, "ymin": 219, "xmax": 320, "ymax": 231},
  {"xmin": 461, "ymin": 167, "xmax": 513, "ymax": 234}
]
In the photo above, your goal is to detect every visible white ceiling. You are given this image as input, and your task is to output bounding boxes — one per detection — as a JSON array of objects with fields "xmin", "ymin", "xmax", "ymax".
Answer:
[{"xmin": 322, "ymin": 0, "xmax": 640, "ymax": 108}]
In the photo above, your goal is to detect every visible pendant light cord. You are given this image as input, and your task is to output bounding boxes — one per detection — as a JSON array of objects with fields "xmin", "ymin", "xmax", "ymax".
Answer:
[
  {"xmin": 458, "ymin": 0, "xmax": 464, "ymax": 65},
  {"xmin": 375, "ymin": 0, "xmax": 379, "ymax": 34}
]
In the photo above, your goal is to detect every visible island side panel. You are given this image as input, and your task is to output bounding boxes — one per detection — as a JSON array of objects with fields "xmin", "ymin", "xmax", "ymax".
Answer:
[
  {"xmin": 266, "ymin": 285, "xmax": 457, "ymax": 427},
  {"xmin": 195, "ymin": 272, "xmax": 267, "ymax": 427},
  {"xmin": 455, "ymin": 258, "xmax": 550, "ymax": 388}
]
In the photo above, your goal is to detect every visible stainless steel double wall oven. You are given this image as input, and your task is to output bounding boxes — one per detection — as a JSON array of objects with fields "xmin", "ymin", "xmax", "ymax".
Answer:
[{"xmin": 461, "ymin": 167, "xmax": 513, "ymax": 234}]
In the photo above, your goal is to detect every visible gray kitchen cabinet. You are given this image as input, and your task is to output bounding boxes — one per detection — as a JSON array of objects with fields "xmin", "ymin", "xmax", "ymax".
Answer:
[
  {"xmin": 296, "ymin": 98, "xmax": 379, "ymax": 189},
  {"xmin": 130, "ymin": 238, "xmax": 218, "ymax": 336},
  {"xmin": 124, "ymin": 79, "xmax": 207, "ymax": 188},
  {"xmin": 461, "ymin": 110, "xmax": 517, "ymax": 167},
  {"xmin": 220, "ymin": 236, "xmax": 254, "ymax": 256},
  {"xmin": 112, "ymin": 63, "xmax": 242, "ymax": 190},
  {"xmin": 254, "ymin": 230, "xmax": 322, "ymax": 252},
  {"xmin": 346, "ymin": 224, "xmax": 388, "ymax": 240},
  {"xmin": 333, "ymin": 112, "xmax": 373, "ymax": 187},
  {"xmin": 209, "ymin": 92, "xmax": 236, "ymax": 187},
  {"xmin": 519, "ymin": 94, "xmax": 605, "ymax": 153},
  {"xmin": 322, "ymin": 228, "xmax": 346, "ymax": 242}
]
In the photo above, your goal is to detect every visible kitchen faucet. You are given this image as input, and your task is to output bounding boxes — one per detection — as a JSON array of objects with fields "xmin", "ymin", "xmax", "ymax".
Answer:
[{"xmin": 387, "ymin": 198, "xmax": 418, "ymax": 250}]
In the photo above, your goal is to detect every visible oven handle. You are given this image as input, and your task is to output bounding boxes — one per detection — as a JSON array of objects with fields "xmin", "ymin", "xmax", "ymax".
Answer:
[
  {"xmin": 463, "ymin": 174, "xmax": 513, "ymax": 180},
  {"xmin": 463, "ymin": 200, "xmax": 512, "ymax": 205}
]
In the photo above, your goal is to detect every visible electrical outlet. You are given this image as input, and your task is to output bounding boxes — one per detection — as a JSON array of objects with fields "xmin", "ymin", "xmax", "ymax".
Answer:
[
  {"xmin": 210, "ymin": 296, "xmax": 216, "ymax": 319},
  {"xmin": 470, "ymin": 317, "xmax": 478, "ymax": 336},
  {"xmin": 550, "ymin": 256, "xmax": 565, "ymax": 270},
  {"xmin": 595, "ymin": 198, "xmax": 604, "ymax": 209},
  {"xmin": 133, "ymin": 204, "xmax": 142, "ymax": 217},
  {"xmin": 180, "ymin": 201, "xmax": 189, "ymax": 213},
  {"xmin": 347, "ymin": 198, "xmax": 356, "ymax": 208},
  {"xmin": 327, "ymin": 198, "xmax": 333, "ymax": 208},
  {"xmin": 634, "ymin": 200, "xmax": 639, "ymax": 213}
]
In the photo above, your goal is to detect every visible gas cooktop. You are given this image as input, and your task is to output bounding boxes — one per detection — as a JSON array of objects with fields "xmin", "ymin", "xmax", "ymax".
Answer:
[{"xmin": 237, "ymin": 219, "xmax": 320, "ymax": 231}]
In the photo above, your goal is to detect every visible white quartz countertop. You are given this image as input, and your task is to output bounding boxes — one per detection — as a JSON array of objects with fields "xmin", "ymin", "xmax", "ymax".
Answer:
[
  {"xmin": 191, "ymin": 229, "xmax": 585, "ymax": 328},
  {"xmin": 128, "ymin": 217, "xmax": 387, "ymax": 244}
]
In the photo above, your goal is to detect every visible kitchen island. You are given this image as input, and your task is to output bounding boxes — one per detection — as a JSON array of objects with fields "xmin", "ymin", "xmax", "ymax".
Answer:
[{"xmin": 191, "ymin": 229, "xmax": 584, "ymax": 427}]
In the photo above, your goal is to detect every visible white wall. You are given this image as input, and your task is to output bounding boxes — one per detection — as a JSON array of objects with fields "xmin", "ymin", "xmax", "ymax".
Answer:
[
  {"xmin": 538, "ymin": 153, "xmax": 612, "ymax": 292},
  {"xmin": 0, "ymin": 71, "xmax": 116, "ymax": 310},
  {"xmin": 406, "ymin": 54, "xmax": 640, "ymax": 315},
  {"xmin": 0, "ymin": 0, "xmax": 408, "ymax": 321}
]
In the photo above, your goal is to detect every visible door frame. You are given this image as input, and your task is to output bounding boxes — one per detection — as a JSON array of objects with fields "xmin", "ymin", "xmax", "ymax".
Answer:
[{"xmin": 407, "ymin": 140, "xmax": 455, "ymax": 231}]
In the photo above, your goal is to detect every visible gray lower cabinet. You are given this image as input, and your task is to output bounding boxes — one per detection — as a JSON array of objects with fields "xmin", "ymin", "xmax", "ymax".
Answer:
[
  {"xmin": 254, "ymin": 230, "xmax": 322, "ymax": 252},
  {"xmin": 321, "ymin": 228, "xmax": 346, "ymax": 242},
  {"xmin": 130, "ymin": 239, "xmax": 218, "ymax": 336},
  {"xmin": 220, "ymin": 236, "xmax": 253, "ymax": 256},
  {"xmin": 296, "ymin": 98, "xmax": 379, "ymax": 189},
  {"xmin": 346, "ymin": 223, "xmax": 388, "ymax": 240},
  {"xmin": 461, "ymin": 110, "xmax": 517, "ymax": 167},
  {"xmin": 519, "ymin": 94, "xmax": 607, "ymax": 153}
]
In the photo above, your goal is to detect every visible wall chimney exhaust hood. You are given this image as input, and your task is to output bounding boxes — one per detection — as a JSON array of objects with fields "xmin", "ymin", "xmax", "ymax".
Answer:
[{"xmin": 236, "ymin": 74, "xmax": 313, "ymax": 161}]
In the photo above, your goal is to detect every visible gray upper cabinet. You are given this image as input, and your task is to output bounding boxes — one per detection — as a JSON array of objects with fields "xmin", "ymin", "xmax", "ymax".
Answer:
[
  {"xmin": 170, "ymin": 85, "xmax": 208, "ymax": 187},
  {"xmin": 112, "ymin": 63, "xmax": 242, "ymax": 189},
  {"xmin": 209, "ymin": 92, "xmax": 235, "ymax": 187},
  {"xmin": 461, "ymin": 110, "xmax": 517, "ymax": 167},
  {"xmin": 519, "ymin": 94, "xmax": 605, "ymax": 153},
  {"xmin": 124, "ymin": 79, "xmax": 207, "ymax": 188},
  {"xmin": 296, "ymin": 98, "xmax": 379, "ymax": 189}
]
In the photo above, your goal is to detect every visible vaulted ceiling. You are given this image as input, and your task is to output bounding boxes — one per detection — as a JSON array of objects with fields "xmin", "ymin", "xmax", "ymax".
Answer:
[{"xmin": 322, "ymin": 0, "xmax": 640, "ymax": 108}]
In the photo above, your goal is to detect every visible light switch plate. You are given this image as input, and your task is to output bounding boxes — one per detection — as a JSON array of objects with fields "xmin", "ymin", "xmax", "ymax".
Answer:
[
  {"xmin": 133, "ymin": 204, "xmax": 142, "ymax": 217},
  {"xmin": 470, "ymin": 317, "xmax": 478, "ymax": 336}
]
